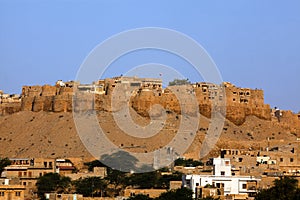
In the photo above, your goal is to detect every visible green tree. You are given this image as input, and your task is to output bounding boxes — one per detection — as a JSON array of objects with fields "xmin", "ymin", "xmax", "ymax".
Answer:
[
  {"xmin": 73, "ymin": 176, "xmax": 107, "ymax": 197},
  {"xmin": 127, "ymin": 170, "xmax": 183, "ymax": 189},
  {"xmin": 168, "ymin": 79, "xmax": 191, "ymax": 86},
  {"xmin": 156, "ymin": 187, "xmax": 193, "ymax": 200},
  {"xmin": 157, "ymin": 171, "xmax": 183, "ymax": 189},
  {"xmin": 36, "ymin": 173, "xmax": 71, "ymax": 200},
  {"xmin": 129, "ymin": 171, "xmax": 159, "ymax": 189},
  {"xmin": 85, "ymin": 156, "xmax": 131, "ymax": 197},
  {"xmin": 84, "ymin": 160, "xmax": 105, "ymax": 172},
  {"xmin": 105, "ymin": 168, "xmax": 129, "ymax": 196},
  {"xmin": 127, "ymin": 194, "xmax": 153, "ymax": 200},
  {"xmin": 0, "ymin": 157, "xmax": 11, "ymax": 175},
  {"xmin": 255, "ymin": 176, "xmax": 299, "ymax": 200},
  {"xmin": 174, "ymin": 158, "xmax": 203, "ymax": 167}
]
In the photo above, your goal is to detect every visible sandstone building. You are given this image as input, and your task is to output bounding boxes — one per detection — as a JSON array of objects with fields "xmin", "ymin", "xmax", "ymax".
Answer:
[{"xmin": 0, "ymin": 179, "xmax": 25, "ymax": 200}]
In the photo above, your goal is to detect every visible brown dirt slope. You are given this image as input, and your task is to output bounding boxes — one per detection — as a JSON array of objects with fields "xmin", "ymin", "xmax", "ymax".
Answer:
[{"xmin": 0, "ymin": 109, "xmax": 299, "ymax": 161}]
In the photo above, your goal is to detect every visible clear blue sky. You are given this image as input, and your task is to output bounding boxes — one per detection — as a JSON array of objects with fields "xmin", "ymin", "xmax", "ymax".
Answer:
[{"xmin": 1, "ymin": 1, "xmax": 300, "ymax": 112}]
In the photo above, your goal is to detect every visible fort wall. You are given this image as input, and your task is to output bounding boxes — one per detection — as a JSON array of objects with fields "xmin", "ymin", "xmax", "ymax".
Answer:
[
  {"xmin": 131, "ymin": 81, "xmax": 271, "ymax": 125},
  {"xmin": 0, "ymin": 77, "xmax": 297, "ymax": 126}
]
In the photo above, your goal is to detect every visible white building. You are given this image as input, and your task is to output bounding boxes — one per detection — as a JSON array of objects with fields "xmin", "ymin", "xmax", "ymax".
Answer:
[{"xmin": 182, "ymin": 157, "xmax": 260, "ymax": 199}]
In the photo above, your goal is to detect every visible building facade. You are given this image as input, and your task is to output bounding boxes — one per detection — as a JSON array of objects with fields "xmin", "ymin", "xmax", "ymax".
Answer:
[
  {"xmin": 0, "ymin": 179, "xmax": 25, "ymax": 200},
  {"xmin": 183, "ymin": 157, "xmax": 260, "ymax": 199}
]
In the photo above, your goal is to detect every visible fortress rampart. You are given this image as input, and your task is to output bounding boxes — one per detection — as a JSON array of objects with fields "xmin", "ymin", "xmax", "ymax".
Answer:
[
  {"xmin": 0, "ymin": 77, "xmax": 297, "ymax": 125},
  {"xmin": 130, "ymin": 81, "xmax": 271, "ymax": 125}
]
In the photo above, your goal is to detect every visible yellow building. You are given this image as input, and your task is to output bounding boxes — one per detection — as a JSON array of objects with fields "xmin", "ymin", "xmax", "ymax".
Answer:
[
  {"xmin": 4, "ymin": 158, "xmax": 56, "ymax": 199},
  {"xmin": 0, "ymin": 182, "xmax": 25, "ymax": 200}
]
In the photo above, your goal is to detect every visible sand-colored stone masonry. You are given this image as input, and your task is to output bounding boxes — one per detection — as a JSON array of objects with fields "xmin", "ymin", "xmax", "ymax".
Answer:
[{"xmin": 1, "ymin": 77, "xmax": 299, "ymax": 126}]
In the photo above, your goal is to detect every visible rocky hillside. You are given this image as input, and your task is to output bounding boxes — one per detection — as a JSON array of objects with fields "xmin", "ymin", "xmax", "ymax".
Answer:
[
  {"xmin": 0, "ymin": 78, "xmax": 299, "ymax": 162},
  {"xmin": 0, "ymin": 108, "xmax": 299, "ymax": 162}
]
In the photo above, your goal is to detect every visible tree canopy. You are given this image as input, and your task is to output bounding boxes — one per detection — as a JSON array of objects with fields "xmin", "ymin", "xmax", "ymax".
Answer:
[
  {"xmin": 255, "ymin": 176, "xmax": 300, "ymax": 200},
  {"xmin": 73, "ymin": 176, "xmax": 107, "ymax": 197},
  {"xmin": 168, "ymin": 79, "xmax": 191, "ymax": 86},
  {"xmin": 82, "ymin": 159, "xmax": 189, "ymax": 197},
  {"xmin": 156, "ymin": 187, "xmax": 193, "ymax": 200},
  {"xmin": 174, "ymin": 158, "xmax": 203, "ymax": 167},
  {"xmin": 84, "ymin": 160, "xmax": 106, "ymax": 172},
  {"xmin": 0, "ymin": 157, "xmax": 11, "ymax": 175},
  {"xmin": 36, "ymin": 173, "xmax": 71, "ymax": 200}
]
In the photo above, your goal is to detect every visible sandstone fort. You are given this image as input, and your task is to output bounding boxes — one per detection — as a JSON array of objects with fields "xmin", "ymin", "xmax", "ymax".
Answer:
[{"xmin": 2, "ymin": 76, "xmax": 298, "ymax": 126}]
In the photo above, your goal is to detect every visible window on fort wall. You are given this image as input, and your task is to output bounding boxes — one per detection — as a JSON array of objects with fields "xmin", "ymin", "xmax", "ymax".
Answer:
[
  {"xmin": 15, "ymin": 192, "xmax": 21, "ymax": 196},
  {"xmin": 242, "ymin": 184, "xmax": 247, "ymax": 189},
  {"xmin": 280, "ymin": 158, "xmax": 283, "ymax": 162},
  {"xmin": 290, "ymin": 158, "xmax": 294, "ymax": 162},
  {"xmin": 221, "ymin": 171, "xmax": 225, "ymax": 176},
  {"xmin": 0, "ymin": 192, "xmax": 4, "ymax": 196}
]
